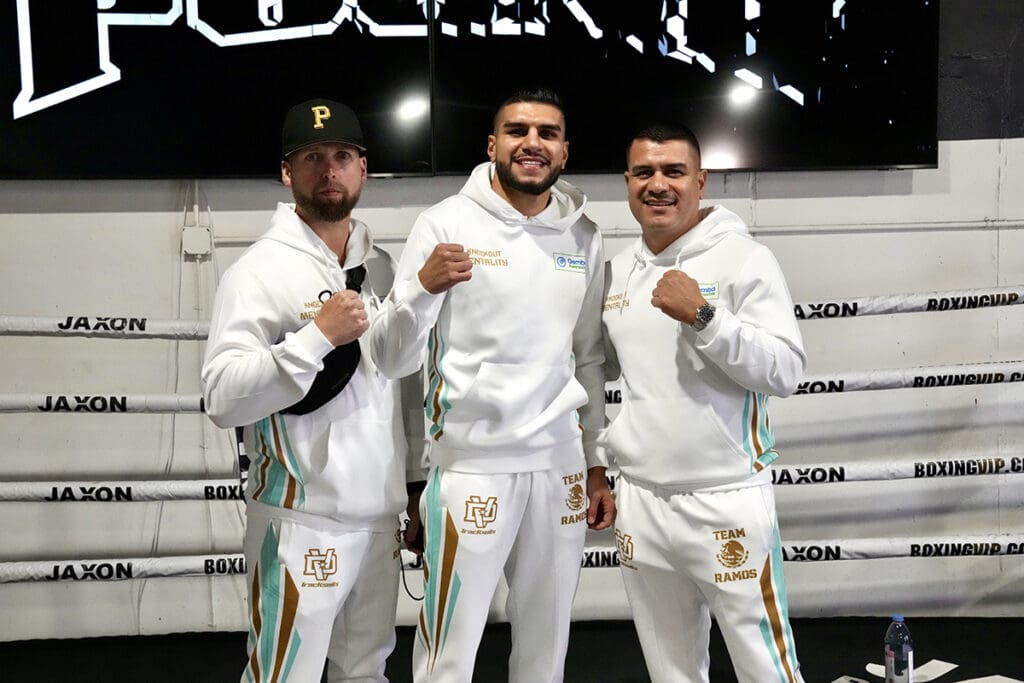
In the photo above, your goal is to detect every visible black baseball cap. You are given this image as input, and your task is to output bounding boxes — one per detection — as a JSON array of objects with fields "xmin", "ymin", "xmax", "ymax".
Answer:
[{"xmin": 281, "ymin": 99, "xmax": 366, "ymax": 158}]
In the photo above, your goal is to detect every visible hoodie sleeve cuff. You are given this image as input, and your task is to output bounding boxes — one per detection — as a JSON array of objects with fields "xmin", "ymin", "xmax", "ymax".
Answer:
[
  {"xmin": 587, "ymin": 442, "xmax": 611, "ymax": 470},
  {"xmin": 395, "ymin": 275, "xmax": 445, "ymax": 326},
  {"xmin": 680, "ymin": 305, "xmax": 725, "ymax": 343},
  {"xmin": 691, "ymin": 305, "xmax": 729, "ymax": 347},
  {"xmin": 291, "ymin": 318, "xmax": 337, "ymax": 361}
]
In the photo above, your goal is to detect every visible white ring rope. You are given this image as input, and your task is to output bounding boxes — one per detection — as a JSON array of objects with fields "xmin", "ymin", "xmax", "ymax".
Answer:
[
  {"xmin": 0, "ymin": 285, "xmax": 1019, "ymax": 341},
  {"xmin": 6, "ymin": 534, "xmax": 1024, "ymax": 583},
  {"xmin": 793, "ymin": 285, "xmax": 1022, "ymax": 319},
  {"xmin": 0, "ymin": 393, "xmax": 203, "ymax": 413},
  {"xmin": 795, "ymin": 360, "xmax": 1024, "ymax": 394},
  {"xmin": 3, "ymin": 359, "xmax": 1021, "ymax": 415},
  {"xmin": 572, "ymin": 536, "xmax": 1024, "ymax": 567},
  {"xmin": 579, "ymin": 536, "xmax": 1024, "ymax": 565},
  {"xmin": 775, "ymin": 536, "xmax": 1024, "ymax": 561},
  {"xmin": 0, "ymin": 315, "xmax": 208, "ymax": 339},
  {"xmin": 0, "ymin": 554, "xmax": 247, "ymax": 583},
  {"xmin": 4, "ymin": 456, "xmax": 1021, "ymax": 502},
  {"xmin": 769, "ymin": 456, "xmax": 1024, "ymax": 484},
  {"xmin": 0, "ymin": 479, "xmax": 244, "ymax": 502}
]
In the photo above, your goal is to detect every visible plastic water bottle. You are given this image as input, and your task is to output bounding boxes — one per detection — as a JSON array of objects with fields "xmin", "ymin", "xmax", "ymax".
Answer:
[{"xmin": 884, "ymin": 614, "xmax": 914, "ymax": 683}]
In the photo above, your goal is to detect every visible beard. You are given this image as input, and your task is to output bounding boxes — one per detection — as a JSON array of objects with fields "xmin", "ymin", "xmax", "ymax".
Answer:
[
  {"xmin": 493, "ymin": 158, "xmax": 562, "ymax": 196},
  {"xmin": 293, "ymin": 184, "xmax": 361, "ymax": 223}
]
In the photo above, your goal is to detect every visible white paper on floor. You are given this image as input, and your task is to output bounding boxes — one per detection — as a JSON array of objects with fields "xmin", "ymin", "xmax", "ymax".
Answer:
[{"xmin": 863, "ymin": 659, "xmax": 1023, "ymax": 682}]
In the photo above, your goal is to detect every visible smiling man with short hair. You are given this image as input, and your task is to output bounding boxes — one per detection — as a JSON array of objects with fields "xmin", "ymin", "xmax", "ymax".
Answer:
[
  {"xmin": 599, "ymin": 120, "xmax": 807, "ymax": 683},
  {"xmin": 370, "ymin": 87, "xmax": 615, "ymax": 682}
]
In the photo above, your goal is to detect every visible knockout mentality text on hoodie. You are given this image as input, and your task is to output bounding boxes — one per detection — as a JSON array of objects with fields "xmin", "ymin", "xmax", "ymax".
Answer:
[
  {"xmin": 369, "ymin": 162, "xmax": 605, "ymax": 474},
  {"xmin": 599, "ymin": 205, "xmax": 806, "ymax": 490}
]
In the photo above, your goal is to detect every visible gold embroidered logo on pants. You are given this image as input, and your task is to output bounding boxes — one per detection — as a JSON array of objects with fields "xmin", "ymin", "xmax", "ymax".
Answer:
[
  {"xmin": 565, "ymin": 483, "xmax": 585, "ymax": 512},
  {"xmin": 716, "ymin": 540, "xmax": 749, "ymax": 569},
  {"xmin": 714, "ymin": 537, "xmax": 758, "ymax": 583},
  {"xmin": 615, "ymin": 530, "xmax": 635, "ymax": 562},
  {"xmin": 302, "ymin": 547, "xmax": 338, "ymax": 586},
  {"xmin": 464, "ymin": 495, "xmax": 498, "ymax": 531}
]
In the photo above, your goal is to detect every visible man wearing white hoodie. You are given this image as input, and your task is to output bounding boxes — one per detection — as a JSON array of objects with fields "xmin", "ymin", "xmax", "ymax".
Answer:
[
  {"xmin": 202, "ymin": 99, "xmax": 424, "ymax": 682},
  {"xmin": 600, "ymin": 121, "xmax": 807, "ymax": 683},
  {"xmin": 369, "ymin": 88, "xmax": 615, "ymax": 682}
]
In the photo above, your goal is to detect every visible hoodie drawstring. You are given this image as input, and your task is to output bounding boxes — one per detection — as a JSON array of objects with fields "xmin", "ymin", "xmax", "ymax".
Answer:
[{"xmin": 620, "ymin": 249, "xmax": 646, "ymax": 316}]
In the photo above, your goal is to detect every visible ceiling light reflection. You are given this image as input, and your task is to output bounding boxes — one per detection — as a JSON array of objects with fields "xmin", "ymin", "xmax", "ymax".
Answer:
[
  {"xmin": 730, "ymin": 85, "xmax": 757, "ymax": 107},
  {"xmin": 396, "ymin": 96, "xmax": 429, "ymax": 123}
]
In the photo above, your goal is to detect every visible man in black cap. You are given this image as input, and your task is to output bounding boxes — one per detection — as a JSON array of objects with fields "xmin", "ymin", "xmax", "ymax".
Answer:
[{"xmin": 202, "ymin": 99, "xmax": 425, "ymax": 682}]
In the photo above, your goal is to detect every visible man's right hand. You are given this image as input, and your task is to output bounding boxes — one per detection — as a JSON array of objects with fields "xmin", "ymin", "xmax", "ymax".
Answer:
[
  {"xmin": 315, "ymin": 290, "xmax": 368, "ymax": 346},
  {"xmin": 418, "ymin": 243, "xmax": 473, "ymax": 294}
]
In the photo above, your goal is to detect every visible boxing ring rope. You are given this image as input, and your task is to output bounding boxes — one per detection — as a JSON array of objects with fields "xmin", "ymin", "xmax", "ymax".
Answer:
[
  {"xmin": 1, "ymin": 357, "xmax": 1019, "ymax": 501},
  {"xmin": 5, "ymin": 533, "xmax": 1024, "ymax": 584},
  {"xmin": 0, "ymin": 554, "xmax": 247, "ymax": 583},
  {"xmin": 2, "ymin": 454, "xmax": 1020, "ymax": 502},
  {"xmin": 0, "ymin": 479, "xmax": 244, "ymax": 502},
  {"xmin": 1, "ymin": 285, "xmax": 1021, "ymax": 583},
  {"xmin": 0, "ymin": 315, "xmax": 208, "ymax": 340},
  {"xmin": 769, "ymin": 456, "xmax": 1024, "ymax": 484},
  {"xmin": 793, "ymin": 360, "xmax": 1024, "ymax": 394},
  {"xmin": 793, "ymin": 285, "xmax": 1021, "ymax": 319},
  {"xmin": 0, "ymin": 393, "xmax": 203, "ymax": 413},
  {"xmin": 0, "ymin": 285, "xmax": 1019, "ymax": 342},
  {"xmin": 1, "ymin": 359, "xmax": 1021, "ymax": 416}
]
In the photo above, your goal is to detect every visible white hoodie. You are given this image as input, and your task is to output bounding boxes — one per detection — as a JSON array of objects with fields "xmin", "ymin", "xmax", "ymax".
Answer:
[
  {"xmin": 202, "ymin": 203, "xmax": 423, "ymax": 529},
  {"xmin": 369, "ymin": 162, "xmax": 605, "ymax": 473},
  {"xmin": 599, "ymin": 206, "xmax": 806, "ymax": 489}
]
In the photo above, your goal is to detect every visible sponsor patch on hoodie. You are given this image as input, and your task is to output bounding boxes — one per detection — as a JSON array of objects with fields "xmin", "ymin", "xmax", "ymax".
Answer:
[
  {"xmin": 553, "ymin": 253, "xmax": 586, "ymax": 273},
  {"xmin": 699, "ymin": 282, "xmax": 720, "ymax": 300}
]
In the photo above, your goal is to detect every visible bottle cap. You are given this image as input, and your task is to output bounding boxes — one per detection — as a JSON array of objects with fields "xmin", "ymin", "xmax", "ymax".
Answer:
[{"xmin": 892, "ymin": 614, "xmax": 904, "ymax": 622}]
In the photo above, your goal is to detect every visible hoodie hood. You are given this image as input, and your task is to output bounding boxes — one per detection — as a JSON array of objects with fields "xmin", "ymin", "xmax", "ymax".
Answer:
[
  {"xmin": 458, "ymin": 161, "xmax": 587, "ymax": 233},
  {"xmin": 636, "ymin": 205, "xmax": 750, "ymax": 267},
  {"xmin": 615, "ymin": 205, "xmax": 751, "ymax": 310},
  {"xmin": 259, "ymin": 202, "xmax": 373, "ymax": 271}
]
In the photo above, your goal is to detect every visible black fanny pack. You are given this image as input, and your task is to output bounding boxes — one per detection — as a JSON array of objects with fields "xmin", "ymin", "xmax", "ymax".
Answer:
[{"xmin": 281, "ymin": 265, "xmax": 366, "ymax": 416}]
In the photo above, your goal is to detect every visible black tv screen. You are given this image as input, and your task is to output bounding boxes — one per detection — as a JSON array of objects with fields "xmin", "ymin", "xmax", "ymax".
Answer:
[{"xmin": 0, "ymin": 1, "xmax": 938, "ymax": 178}]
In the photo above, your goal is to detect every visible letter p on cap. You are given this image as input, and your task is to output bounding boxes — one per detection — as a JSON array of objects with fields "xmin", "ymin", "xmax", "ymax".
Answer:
[{"xmin": 312, "ymin": 105, "xmax": 331, "ymax": 129}]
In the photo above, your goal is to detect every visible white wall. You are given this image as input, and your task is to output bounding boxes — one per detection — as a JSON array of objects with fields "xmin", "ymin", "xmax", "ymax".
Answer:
[{"xmin": 0, "ymin": 139, "xmax": 1022, "ymax": 641}]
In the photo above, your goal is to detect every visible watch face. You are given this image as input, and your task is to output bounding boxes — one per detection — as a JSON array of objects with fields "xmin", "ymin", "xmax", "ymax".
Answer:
[{"xmin": 692, "ymin": 304, "xmax": 715, "ymax": 330}]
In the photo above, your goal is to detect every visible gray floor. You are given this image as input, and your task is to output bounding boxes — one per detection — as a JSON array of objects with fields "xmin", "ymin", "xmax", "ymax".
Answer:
[{"xmin": 0, "ymin": 618, "xmax": 1020, "ymax": 682}]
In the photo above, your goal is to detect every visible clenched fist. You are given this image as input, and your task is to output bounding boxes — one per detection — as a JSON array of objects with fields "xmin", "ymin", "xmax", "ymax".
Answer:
[
  {"xmin": 418, "ymin": 243, "xmax": 473, "ymax": 294},
  {"xmin": 651, "ymin": 269, "xmax": 705, "ymax": 324},
  {"xmin": 315, "ymin": 290, "xmax": 368, "ymax": 346}
]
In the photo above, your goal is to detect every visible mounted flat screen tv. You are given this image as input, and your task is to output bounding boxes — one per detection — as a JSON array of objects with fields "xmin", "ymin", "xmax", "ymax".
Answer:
[{"xmin": 0, "ymin": 1, "xmax": 938, "ymax": 178}]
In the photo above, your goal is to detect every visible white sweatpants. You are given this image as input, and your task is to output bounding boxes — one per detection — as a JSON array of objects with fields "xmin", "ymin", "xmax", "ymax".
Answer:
[
  {"xmin": 241, "ymin": 506, "xmax": 401, "ymax": 683},
  {"xmin": 616, "ymin": 477, "xmax": 803, "ymax": 683},
  {"xmin": 413, "ymin": 461, "xmax": 588, "ymax": 682}
]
